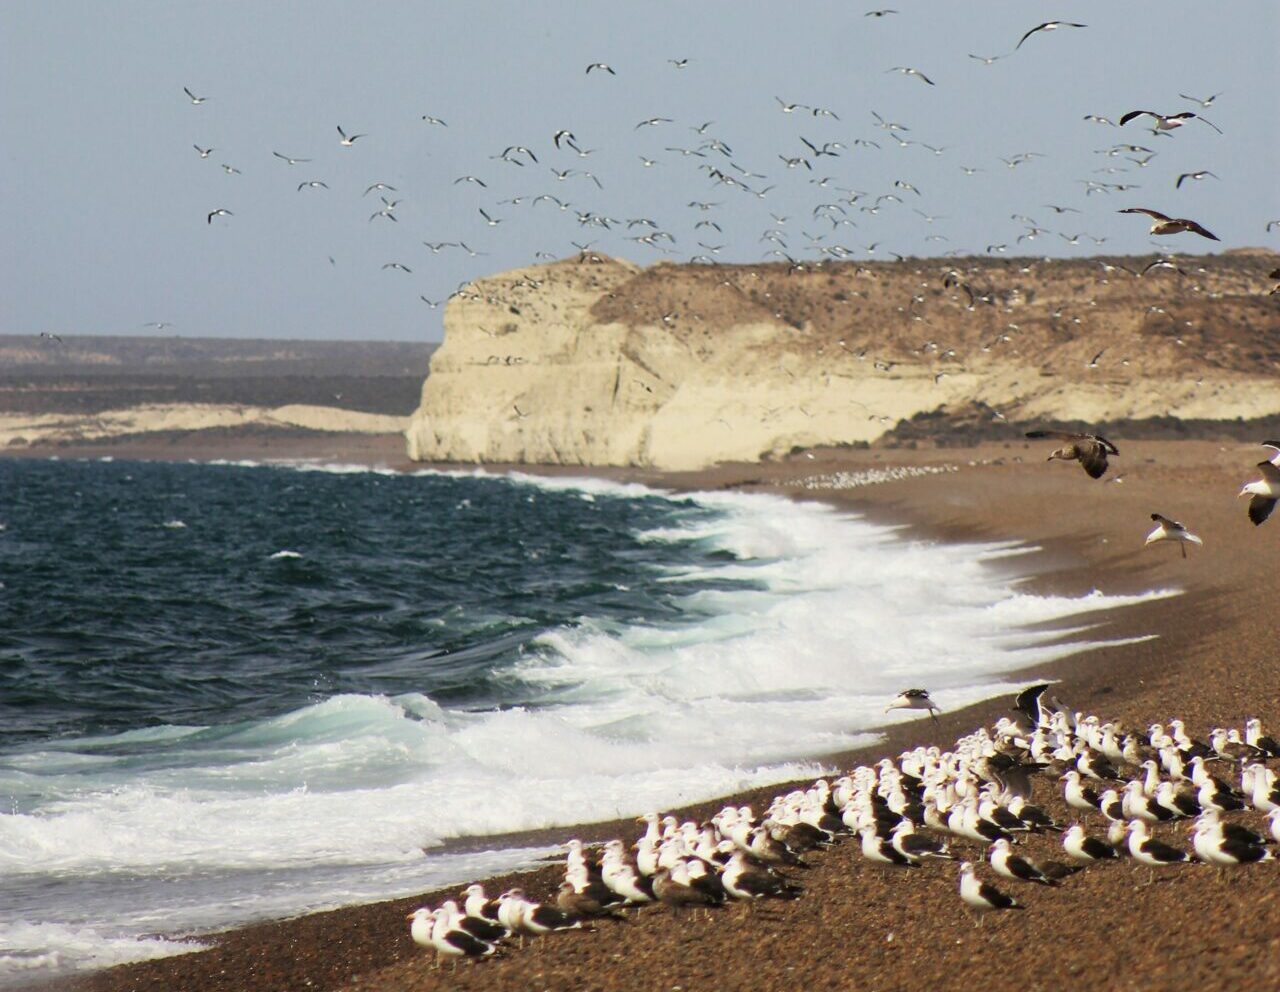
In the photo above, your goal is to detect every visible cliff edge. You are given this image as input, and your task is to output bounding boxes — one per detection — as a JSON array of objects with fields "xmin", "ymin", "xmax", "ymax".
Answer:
[{"xmin": 405, "ymin": 251, "xmax": 1280, "ymax": 469}]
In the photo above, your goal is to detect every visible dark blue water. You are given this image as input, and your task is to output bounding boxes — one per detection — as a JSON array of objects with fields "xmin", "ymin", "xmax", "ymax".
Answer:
[{"xmin": 0, "ymin": 459, "xmax": 739, "ymax": 746}]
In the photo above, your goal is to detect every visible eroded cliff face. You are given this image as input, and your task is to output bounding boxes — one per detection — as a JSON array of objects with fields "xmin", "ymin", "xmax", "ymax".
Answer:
[{"xmin": 405, "ymin": 251, "xmax": 1280, "ymax": 469}]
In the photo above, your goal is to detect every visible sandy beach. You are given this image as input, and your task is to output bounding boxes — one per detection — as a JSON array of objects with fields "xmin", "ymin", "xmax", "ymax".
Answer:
[{"xmin": 17, "ymin": 434, "xmax": 1280, "ymax": 992}]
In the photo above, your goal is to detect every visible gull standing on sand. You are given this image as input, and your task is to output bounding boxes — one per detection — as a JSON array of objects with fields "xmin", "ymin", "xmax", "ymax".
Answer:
[
  {"xmin": 958, "ymin": 861, "xmax": 1022, "ymax": 920},
  {"xmin": 988, "ymin": 839, "xmax": 1057, "ymax": 885},
  {"xmin": 1238, "ymin": 460, "xmax": 1280, "ymax": 525},
  {"xmin": 1025, "ymin": 430, "xmax": 1119, "ymax": 479},
  {"xmin": 408, "ymin": 908, "xmax": 495, "ymax": 966},
  {"xmin": 1062, "ymin": 824, "xmax": 1119, "ymax": 863},
  {"xmin": 1145, "ymin": 514, "xmax": 1203, "ymax": 558},
  {"xmin": 1126, "ymin": 820, "xmax": 1189, "ymax": 881}
]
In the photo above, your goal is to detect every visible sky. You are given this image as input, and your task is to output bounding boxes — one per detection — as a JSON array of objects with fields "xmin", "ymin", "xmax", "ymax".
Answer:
[{"xmin": 2, "ymin": 1, "xmax": 1277, "ymax": 343}]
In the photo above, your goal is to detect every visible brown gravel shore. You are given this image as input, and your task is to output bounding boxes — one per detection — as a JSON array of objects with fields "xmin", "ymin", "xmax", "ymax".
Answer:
[{"xmin": 20, "ymin": 435, "xmax": 1280, "ymax": 992}]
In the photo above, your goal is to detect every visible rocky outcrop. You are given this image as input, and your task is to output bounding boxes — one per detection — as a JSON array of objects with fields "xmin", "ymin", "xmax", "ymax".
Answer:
[{"xmin": 405, "ymin": 251, "xmax": 1280, "ymax": 470}]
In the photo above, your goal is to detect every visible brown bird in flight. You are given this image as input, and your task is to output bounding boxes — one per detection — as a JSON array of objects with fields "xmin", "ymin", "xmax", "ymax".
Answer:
[
  {"xmin": 1026, "ymin": 430, "xmax": 1120, "ymax": 479},
  {"xmin": 1118, "ymin": 207, "xmax": 1219, "ymax": 241}
]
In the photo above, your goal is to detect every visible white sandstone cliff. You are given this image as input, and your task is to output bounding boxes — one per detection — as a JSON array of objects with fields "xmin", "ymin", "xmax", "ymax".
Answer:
[{"xmin": 405, "ymin": 252, "xmax": 1280, "ymax": 470}]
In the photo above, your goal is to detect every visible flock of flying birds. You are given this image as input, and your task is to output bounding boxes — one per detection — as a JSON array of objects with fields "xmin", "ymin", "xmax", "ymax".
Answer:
[
  {"xmin": 144, "ymin": 11, "xmax": 1279, "ymax": 340},
  {"xmin": 1022, "ymin": 433, "xmax": 1280, "ymax": 540},
  {"xmin": 406, "ymin": 683, "xmax": 1280, "ymax": 966}
]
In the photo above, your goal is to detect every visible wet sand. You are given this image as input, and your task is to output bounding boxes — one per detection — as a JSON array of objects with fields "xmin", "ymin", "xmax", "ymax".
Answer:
[{"xmin": 22, "ymin": 434, "xmax": 1280, "ymax": 992}]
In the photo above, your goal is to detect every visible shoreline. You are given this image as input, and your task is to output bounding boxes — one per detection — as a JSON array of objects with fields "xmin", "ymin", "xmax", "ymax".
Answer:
[{"xmin": 14, "ymin": 435, "xmax": 1280, "ymax": 991}]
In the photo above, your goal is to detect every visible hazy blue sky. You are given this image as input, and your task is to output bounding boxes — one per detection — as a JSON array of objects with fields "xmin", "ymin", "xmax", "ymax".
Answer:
[{"xmin": 3, "ymin": 1, "xmax": 1276, "ymax": 342}]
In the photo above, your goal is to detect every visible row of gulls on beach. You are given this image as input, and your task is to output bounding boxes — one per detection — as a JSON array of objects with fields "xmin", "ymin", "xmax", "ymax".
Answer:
[
  {"xmin": 406, "ymin": 683, "xmax": 1279, "ymax": 964},
  {"xmin": 1023, "ymin": 434, "xmax": 1280, "ymax": 539}
]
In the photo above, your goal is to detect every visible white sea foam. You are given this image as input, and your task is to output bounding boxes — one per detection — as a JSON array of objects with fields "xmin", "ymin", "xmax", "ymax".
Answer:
[
  {"xmin": 0, "ymin": 471, "xmax": 1179, "ymax": 980},
  {"xmin": 0, "ymin": 922, "xmax": 201, "ymax": 983}
]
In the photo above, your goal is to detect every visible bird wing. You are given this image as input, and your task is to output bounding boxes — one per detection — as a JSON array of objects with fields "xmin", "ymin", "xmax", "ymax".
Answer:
[
  {"xmin": 1119, "ymin": 207, "xmax": 1170, "ymax": 221},
  {"xmin": 1150, "ymin": 513, "xmax": 1182, "ymax": 530},
  {"xmin": 1077, "ymin": 441, "xmax": 1111, "ymax": 479},
  {"xmin": 1258, "ymin": 460, "xmax": 1280, "ymax": 483},
  {"xmin": 1118, "ymin": 110, "xmax": 1156, "ymax": 126},
  {"xmin": 1248, "ymin": 495, "xmax": 1277, "ymax": 526},
  {"xmin": 1024, "ymin": 429, "xmax": 1079, "ymax": 442},
  {"xmin": 1092, "ymin": 434, "xmax": 1120, "ymax": 456},
  {"xmin": 1015, "ymin": 23, "xmax": 1045, "ymax": 48},
  {"xmin": 1181, "ymin": 219, "xmax": 1220, "ymax": 241}
]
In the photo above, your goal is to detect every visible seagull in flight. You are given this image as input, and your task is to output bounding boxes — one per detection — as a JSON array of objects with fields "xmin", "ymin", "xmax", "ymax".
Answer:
[
  {"xmin": 39, "ymin": 331, "xmax": 64, "ymax": 344},
  {"xmin": 220, "ymin": 164, "xmax": 241, "ymax": 175},
  {"xmin": 363, "ymin": 182, "xmax": 398, "ymax": 195},
  {"xmin": 336, "ymin": 125, "xmax": 365, "ymax": 146},
  {"xmin": 887, "ymin": 67, "xmax": 934, "ymax": 85},
  {"xmin": 193, "ymin": 145, "xmax": 214, "ymax": 158},
  {"xmin": 1239, "ymin": 460, "xmax": 1280, "ymax": 526},
  {"xmin": 1180, "ymin": 92, "xmax": 1221, "ymax": 108},
  {"xmin": 381, "ymin": 262, "xmax": 412, "ymax": 273},
  {"xmin": 183, "ymin": 86, "xmax": 207, "ymax": 105},
  {"xmin": 585, "ymin": 62, "xmax": 616, "ymax": 75},
  {"xmin": 1119, "ymin": 110, "xmax": 1221, "ymax": 133},
  {"xmin": 865, "ymin": 8, "xmax": 897, "ymax": 15},
  {"xmin": 1175, "ymin": 170, "xmax": 1219, "ymax": 189},
  {"xmin": 207, "ymin": 208, "xmax": 233, "ymax": 224},
  {"xmin": 885, "ymin": 689, "xmax": 941, "ymax": 723},
  {"xmin": 871, "ymin": 110, "xmax": 908, "ymax": 132},
  {"xmin": 421, "ymin": 115, "xmax": 448, "ymax": 126},
  {"xmin": 1145, "ymin": 514, "xmax": 1203, "ymax": 558},
  {"xmin": 272, "ymin": 152, "xmax": 312, "ymax": 165},
  {"xmin": 297, "ymin": 180, "xmax": 328, "ymax": 191},
  {"xmin": 1118, "ymin": 207, "xmax": 1219, "ymax": 241},
  {"xmin": 668, "ymin": 58, "xmax": 689, "ymax": 68},
  {"xmin": 635, "ymin": 117, "xmax": 673, "ymax": 129},
  {"xmin": 1015, "ymin": 21, "xmax": 1086, "ymax": 49},
  {"xmin": 968, "ymin": 53, "xmax": 1004, "ymax": 65},
  {"xmin": 1025, "ymin": 430, "xmax": 1119, "ymax": 479}
]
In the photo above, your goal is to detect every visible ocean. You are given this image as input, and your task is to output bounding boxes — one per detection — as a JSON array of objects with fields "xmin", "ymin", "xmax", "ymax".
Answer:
[{"xmin": 0, "ymin": 458, "xmax": 1172, "ymax": 983}]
